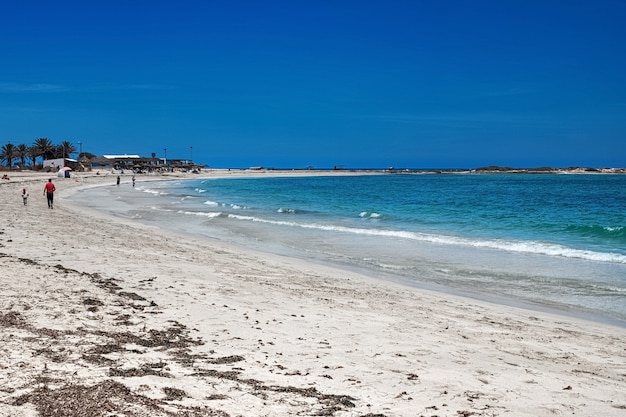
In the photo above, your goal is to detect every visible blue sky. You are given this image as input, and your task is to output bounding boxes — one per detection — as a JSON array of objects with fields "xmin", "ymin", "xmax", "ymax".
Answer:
[{"xmin": 1, "ymin": 0, "xmax": 625, "ymax": 168}]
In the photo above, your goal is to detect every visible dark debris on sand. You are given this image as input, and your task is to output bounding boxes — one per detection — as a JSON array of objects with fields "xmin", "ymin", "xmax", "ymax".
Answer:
[
  {"xmin": 1, "ymin": 255, "xmax": 369, "ymax": 417},
  {"xmin": 13, "ymin": 380, "xmax": 228, "ymax": 417}
]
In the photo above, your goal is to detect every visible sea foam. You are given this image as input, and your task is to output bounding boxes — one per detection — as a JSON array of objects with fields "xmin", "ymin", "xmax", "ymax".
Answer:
[{"xmin": 223, "ymin": 213, "xmax": 626, "ymax": 264}]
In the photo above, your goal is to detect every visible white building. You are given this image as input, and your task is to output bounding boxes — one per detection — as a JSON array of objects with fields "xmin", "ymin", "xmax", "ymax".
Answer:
[{"xmin": 43, "ymin": 158, "xmax": 77, "ymax": 170}]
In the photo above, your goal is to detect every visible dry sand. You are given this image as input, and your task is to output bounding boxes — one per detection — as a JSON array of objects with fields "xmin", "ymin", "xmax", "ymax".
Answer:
[{"xmin": 1, "ymin": 170, "xmax": 625, "ymax": 417}]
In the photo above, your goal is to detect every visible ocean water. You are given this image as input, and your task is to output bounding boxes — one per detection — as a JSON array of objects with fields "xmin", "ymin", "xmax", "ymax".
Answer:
[{"xmin": 71, "ymin": 173, "xmax": 626, "ymax": 326}]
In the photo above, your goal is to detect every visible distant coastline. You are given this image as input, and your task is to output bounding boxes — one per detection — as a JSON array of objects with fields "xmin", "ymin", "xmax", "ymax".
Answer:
[
  {"xmin": 468, "ymin": 165, "xmax": 626, "ymax": 174},
  {"xmin": 242, "ymin": 165, "xmax": 626, "ymax": 174},
  {"xmin": 386, "ymin": 166, "xmax": 626, "ymax": 174}
]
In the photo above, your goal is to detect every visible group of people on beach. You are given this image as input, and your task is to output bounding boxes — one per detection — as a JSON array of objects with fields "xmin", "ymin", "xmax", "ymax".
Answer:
[
  {"xmin": 117, "ymin": 175, "xmax": 136, "ymax": 187},
  {"xmin": 19, "ymin": 178, "xmax": 56, "ymax": 208},
  {"xmin": 20, "ymin": 174, "xmax": 135, "ymax": 209},
  {"xmin": 21, "ymin": 175, "xmax": 134, "ymax": 209}
]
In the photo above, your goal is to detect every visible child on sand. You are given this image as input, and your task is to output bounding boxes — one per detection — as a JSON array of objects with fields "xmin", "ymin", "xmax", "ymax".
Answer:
[{"xmin": 22, "ymin": 188, "xmax": 28, "ymax": 205}]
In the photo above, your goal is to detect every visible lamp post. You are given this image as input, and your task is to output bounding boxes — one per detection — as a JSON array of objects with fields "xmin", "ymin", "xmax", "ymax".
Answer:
[
  {"xmin": 164, "ymin": 148, "xmax": 167, "ymax": 165},
  {"xmin": 190, "ymin": 146, "xmax": 193, "ymax": 163}
]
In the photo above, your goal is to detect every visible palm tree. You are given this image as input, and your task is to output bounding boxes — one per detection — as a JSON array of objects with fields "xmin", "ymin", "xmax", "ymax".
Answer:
[
  {"xmin": 16, "ymin": 144, "xmax": 29, "ymax": 167},
  {"xmin": 0, "ymin": 143, "xmax": 17, "ymax": 168},
  {"xmin": 33, "ymin": 138, "xmax": 55, "ymax": 164},
  {"xmin": 59, "ymin": 141, "xmax": 77, "ymax": 158},
  {"xmin": 54, "ymin": 144, "xmax": 64, "ymax": 158},
  {"xmin": 27, "ymin": 146, "xmax": 39, "ymax": 167}
]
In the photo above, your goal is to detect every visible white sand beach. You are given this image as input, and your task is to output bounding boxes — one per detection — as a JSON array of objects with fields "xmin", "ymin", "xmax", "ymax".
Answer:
[{"xmin": 1, "ymin": 170, "xmax": 625, "ymax": 417}]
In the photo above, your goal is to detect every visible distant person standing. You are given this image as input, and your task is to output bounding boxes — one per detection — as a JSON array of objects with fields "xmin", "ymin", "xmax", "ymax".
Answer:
[
  {"xmin": 43, "ymin": 179, "xmax": 56, "ymax": 209},
  {"xmin": 22, "ymin": 188, "xmax": 29, "ymax": 205},
  {"xmin": 116, "ymin": 175, "xmax": 120, "ymax": 186},
  {"xmin": 132, "ymin": 175, "xmax": 136, "ymax": 187}
]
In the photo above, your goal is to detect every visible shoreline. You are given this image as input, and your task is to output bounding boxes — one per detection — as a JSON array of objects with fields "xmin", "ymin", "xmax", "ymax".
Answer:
[
  {"xmin": 69, "ymin": 171, "xmax": 626, "ymax": 329},
  {"xmin": 2, "ymin": 171, "xmax": 626, "ymax": 416}
]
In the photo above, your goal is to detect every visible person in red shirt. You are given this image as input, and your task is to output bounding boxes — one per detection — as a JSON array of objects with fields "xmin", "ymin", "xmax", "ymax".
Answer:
[{"xmin": 43, "ymin": 179, "xmax": 56, "ymax": 209}]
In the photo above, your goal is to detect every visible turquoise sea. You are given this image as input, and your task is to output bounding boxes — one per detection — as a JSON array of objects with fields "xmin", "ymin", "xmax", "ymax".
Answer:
[{"xmin": 72, "ymin": 173, "xmax": 626, "ymax": 327}]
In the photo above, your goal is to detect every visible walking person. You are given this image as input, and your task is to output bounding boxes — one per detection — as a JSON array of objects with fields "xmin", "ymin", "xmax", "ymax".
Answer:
[
  {"xmin": 22, "ymin": 188, "xmax": 29, "ymax": 205},
  {"xmin": 43, "ymin": 178, "xmax": 56, "ymax": 209}
]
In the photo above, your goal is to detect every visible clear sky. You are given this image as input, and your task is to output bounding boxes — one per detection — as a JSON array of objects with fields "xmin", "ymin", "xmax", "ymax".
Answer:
[{"xmin": 1, "ymin": 0, "xmax": 625, "ymax": 169}]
